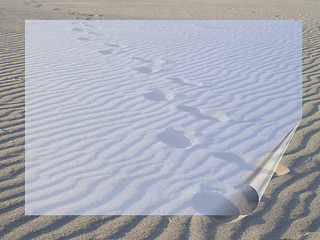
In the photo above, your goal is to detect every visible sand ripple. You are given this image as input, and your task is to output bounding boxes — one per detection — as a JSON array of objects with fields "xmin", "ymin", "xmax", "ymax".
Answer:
[{"xmin": 1, "ymin": 0, "xmax": 320, "ymax": 239}]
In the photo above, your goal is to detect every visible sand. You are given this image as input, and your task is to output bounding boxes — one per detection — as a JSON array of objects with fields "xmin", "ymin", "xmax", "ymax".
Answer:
[
  {"xmin": 25, "ymin": 20, "xmax": 301, "ymax": 216},
  {"xmin": 1, "ymin": 0, "xmax": 320, "ymax": 239}
]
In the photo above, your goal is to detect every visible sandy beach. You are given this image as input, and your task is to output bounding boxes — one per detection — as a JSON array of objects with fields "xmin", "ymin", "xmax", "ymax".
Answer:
[{"xmin": 1, "ymin": 0, "xmax": 320, "ymax": 239}]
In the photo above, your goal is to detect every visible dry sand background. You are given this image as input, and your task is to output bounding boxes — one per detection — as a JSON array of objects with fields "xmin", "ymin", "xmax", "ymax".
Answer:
[{"xmin": 1, "ymin": 0, "xmax": 320, "ymax": 239}]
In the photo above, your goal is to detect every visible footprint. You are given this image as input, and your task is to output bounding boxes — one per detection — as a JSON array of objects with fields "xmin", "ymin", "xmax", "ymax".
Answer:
[
  {"xmin": 98, "ymin": 49, "xmax": 113, "ymax": 55},
  {"xmin": 176, "ymin": 105, "xmax": 228, "ymax": 122},
  {"xmin": 132, "ymin": 57, "xmax": 153, "ymax": 64},
  {"xmin": 211, "ymin": 152, "xmax": 251, "ymax": 168},
  {"xmin": 71, "ymin": 28, "xmax": 84, "ymax": 32},
  {"xmin": 133, "ymin": 57, "xmax": 168, "ymax": 74},
  {"xmin": 176, "ymin": 105, "xmax": 201, "ymax": 114},
  {"xmin": 134, "ymin": 65, "xmax": 163, "ymax": 74},
  {"xmin": 88, "ymin": 32, "xmax": 103, "ymax": 36},
  {"xmin": 200, "ymin": 110, "xmax": 229, "ymax": 122},
  {"xmin": 105, "ymin": 42, "xmax": 127, "ymax": 48},
  {"xmin": 152, "ymin": 58, "xmax": 166, "ymax": 65},
  {"xmin": 133, "ymin": 57, "xmax": 165, "ymax": 65},
  {"xmin": 77, "ymin": 37, "xmax": 90, "ymax": 41},
  {"xmin": 143, "ymin": 89, "xmax": 173, "ymax": 102},
  {"xmin": 135, "ymin": 66, "xmax": 153, "ymax": 74},
  {"xmin": 158, "ymin": 127, "xmax": 193, "ymax": 148},
  {"xmin": 107, "ymin": 43, "xmax": 121, "ymax": 48},
  {"xmin": 100, "ymin": 42, "xmax": 126, "ymax": 54},
  {"xmin": 168, "ymin": 77, "xmax": 203, "ymax": 87}
]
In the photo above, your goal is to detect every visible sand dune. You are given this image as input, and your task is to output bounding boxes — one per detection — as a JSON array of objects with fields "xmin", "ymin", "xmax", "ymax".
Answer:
[{"xmin": 1, "ymin": 0, "xmax": 320, "ymax": 239}]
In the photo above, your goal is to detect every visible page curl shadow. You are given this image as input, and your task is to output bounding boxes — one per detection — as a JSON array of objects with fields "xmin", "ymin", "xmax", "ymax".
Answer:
[{"xmin": 192, "ymin": 184, "xmax": 258, "ymax": 216}]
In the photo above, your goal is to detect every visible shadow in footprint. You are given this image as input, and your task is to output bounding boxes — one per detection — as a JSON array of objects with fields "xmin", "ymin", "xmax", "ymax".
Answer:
[
  {"xmin": 133, "ymin": 57, "xmax": 165, "ymax": 64},
  {"xmin": 135, "ymin": 66, "xmax": 153, "ymax": 74},
  {"xmin": 132, "ymin": 57, "xmax": 153, "ymax": 64},
  {"xmin": 176, "ymin": 105, "xmax": 220, "ymax": 122},
  {"xmin": 158, "ymin": 127, "xmax": 192, "ymax": 148},
  {"xmin": 176, "ymin": 105, "xmax": 201, "ymax": 114},
  {"xmin": 77, "ymin": 37, "xmax": 90, "ymax": 41},
  {"xmin": 168, "ymin": 77, "xmax": 193, "ymax": 86},
  {"xmin": 107, "ymin": 43, "xmax": 121, "ymax": 48},
  {"xmin": 71, "ymin": 28, "xmax": 84, "ymax": 32},
  {"xmin": 168, "ymin": 77, "xmax": 202, "ymax": 87},
  {"xmin": 212, "ymin": 152, "xmax": 252, "ymax": 169},
  {"xmin": 98, "ymin": 49, "xmax": 113, "ymax": 55},
  {"xmin": 143, "ymin": 90, "xmax": 166, "ymax": 102},
  {"xmin": 158, "ymin": 128, "xmax": 192, "ymax": 148},
  {"xmin": 89, "ymin": 32, "xmax": 103, "ymax": 36}
]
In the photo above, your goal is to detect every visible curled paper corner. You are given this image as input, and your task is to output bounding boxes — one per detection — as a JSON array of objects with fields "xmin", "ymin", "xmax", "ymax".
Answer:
[
  {"xmin": 240, "ymin": 120, "xmax": 300, "ymax": 200},
  {"xmin": 192, "ymin": 121, "xmax": 300, "ymax": 216}
]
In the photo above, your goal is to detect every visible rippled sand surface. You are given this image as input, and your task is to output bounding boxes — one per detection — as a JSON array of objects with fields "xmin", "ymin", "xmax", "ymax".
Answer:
[{"xmin": 1, "ymin": 0, "xmax": 320, "ymax": 239}]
